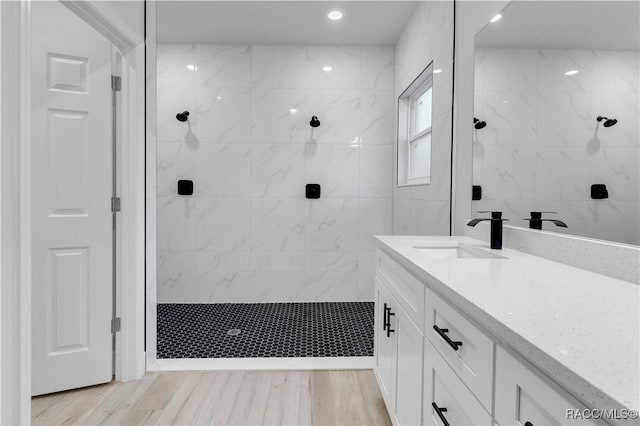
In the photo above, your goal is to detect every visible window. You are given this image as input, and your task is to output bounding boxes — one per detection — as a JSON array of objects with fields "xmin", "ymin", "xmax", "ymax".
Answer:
[{"xmin": 397, "ymin": 63, "xmax": 433, "ymax": 186}]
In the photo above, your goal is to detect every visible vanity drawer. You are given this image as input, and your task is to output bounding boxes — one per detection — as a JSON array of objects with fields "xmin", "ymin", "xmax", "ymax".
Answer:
[
  {"xmin": 377, "ymin": 251, "xmax": 425, "ymax": 333},
  {"xmin": 424, "ymin": 338, "xmax": 492, "ymax": 426},
  {"xmin": 495, "ymin": 346, "xmax": 598, "ymax": 426},
  {"xmin": 424, "ymin": 287, "xmax": 494, "ymax": 412}
]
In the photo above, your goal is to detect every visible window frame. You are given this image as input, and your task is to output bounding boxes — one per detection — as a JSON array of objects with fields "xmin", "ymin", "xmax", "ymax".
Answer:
[
  {"xmin": 406, "ymin": 82, "xmax": 433, "ymax": 184},
  {"xmin": 397, "ymin": 61, "xmax": 434, "ymax": 187}
]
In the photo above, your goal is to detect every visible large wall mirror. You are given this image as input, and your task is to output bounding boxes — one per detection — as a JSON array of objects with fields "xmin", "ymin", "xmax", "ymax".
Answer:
[{"xmin": 472, "ymin": 1, "xmax": 639, "ymax": 245}]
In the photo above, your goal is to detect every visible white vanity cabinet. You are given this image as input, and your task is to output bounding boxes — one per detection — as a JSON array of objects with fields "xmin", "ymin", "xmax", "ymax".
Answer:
[
  {"xmin": 374, "ymin": 258, "xmax": 425, "ymax": 426},
  {"xmin": 495, "ymin": 347, "xmax": 598, "ymax": 426},
  {"xmin": 374, "ymin": 249, "xmax": 605, "ymax": 426}
]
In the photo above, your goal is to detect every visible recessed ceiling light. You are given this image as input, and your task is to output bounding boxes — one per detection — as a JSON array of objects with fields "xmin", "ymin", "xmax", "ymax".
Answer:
[
  {"xmin": 186, "ymin": 64, "xmax": 197, "ymax": 71},
  {"xmin": 327, "ymin": 9, "xmax": 344, "ymax": 21},
  {"xmin": 490, "ymin": 13, "xmax": 502, "ymax": 23},
  {"xmin": 216, "ymin": 95, "xmax": 223, "ymax": 100},
  {"xmin": 433, "ymin": 69, "xmax": 443, "ymax": 74},
  {"xmin": 289, "ymin": 108, "xmax": 298, "ymax": 114},
  {"xmin": 564, "ymin": 70, "xmax": 579, "ymax": 76},
  {"xmin": 322, "ymin": 65, "xmax": 333, "ymax": 72}
]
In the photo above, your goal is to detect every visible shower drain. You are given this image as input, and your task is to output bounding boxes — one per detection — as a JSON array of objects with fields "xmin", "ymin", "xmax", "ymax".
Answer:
[{"xmin": 226, "ymin": 328, "xmax": 241, "ymax": 336}]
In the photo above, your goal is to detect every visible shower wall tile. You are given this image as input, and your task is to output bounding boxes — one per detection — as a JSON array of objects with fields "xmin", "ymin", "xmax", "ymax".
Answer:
[
  {"xmin": 250, "ymin": 89, "xmax": 306, "ymax": 144},
  {"xmin": 360, "ymin": 91, "xmax": 394, "ymax": 145},
  {"xmin": 250, "ymin": 144, "xmax": 305, "ymax": 198},
  {"xmin": 474, "ymin": 48, "xmax": 639, "ymax": 244},
  {"xmin": 301, "ymin": 252, "xmax": 359, "ymax": 301},
  {"xmin": 589, "ymin": 147, "xmax": 640, "ymax": 201},
  {"xmin": 358, "ymin": 198, "xmax": 392, "ymax": 251},
  {"xmin": 250, "ymin": 198, "xmax": 305, "ymax": 252},
  {"xmin": 482, "ymin": 48, "xmax": 537, "ymax": 91},
  {"xmin": 195, "ymin": 251, "xmax": 251, "ymax": 303},
  {"xmin": 195, "ymin": 198, "xmax": 250, "ymax": 252},
  {"xmin": 538, "ymin": 49, "xmax": 593, "ymax": 93},
  {"xmin": 156, "ymin": 142, "xmax": 196, "ymax": 196},
  {"xmin": 361, "ymin": 47, "xmax": 394, "ymax": 91},
  {"xmin": 157, "ymin": 251, "xmax": 195, "ymax": 303},
  {"xmin": 195, "ymin": 143, "xmax": 250, "ymax": 197},
  {"xmin": 592, "ymin": 92, "xmax": 639, "ymax": 147},
  {"xmin": 481, "ymin": 90, "xmax": 537, "ymax": 146},
  {"xmin": 305, "ymin": 89, "xmax": 360, "ymax": 144},
  {"xmin": 251, "ymin": 45, "xmax": 306, "ymax": 89},
  {"xmin": 157, "ymin": 196, "xmax": 195, "ymax": 252},
  {"xmin": 357, "ymin": 252, "xmax": 376, "ymax": 301},
  {"xmin": 306, "ymin": 46, "xmax": 361, "ymax": 89},
  {"xmin": 535, "ymin": 147, "xmax": 589, "ymax": 201},
  {"xmin": 195, "ymin": 87, "xmax": 251, "ymax": 143},
  {"xmin": 305, "ymin": 198, "xmax": 359, "ymax": 252},
  {"xmin": 482, "ymin": 146, "xmax": 536, "ymax": 200},
  {"xmin": 360, "ymin": 145, "xmax": 392, "ymax": 198},
  {"xmin": 305, "ymin": 144, "xmax": 359, "ymax": 198},
  {"xmin": 592, "ymin": 50, "xmax": 639, "ymax": 94},
  {"xmin": 156, "ymin": 86, "xmax": 195, "ymax": 143},
  {"xmin": 157, "ymin": 42, "xmax": 394, "ymax": 303},
  {"xmin": 195, "ymin": 44, "xmax": 251, "ymax": 88},
  {"xmin": 250, "ymin": 252, "xmax": 305, "ymax": 302},
  {"xmin": 157, "ymin": 44, "xmax": 196, "ymax": 87},
  {"xmin": 537, "ymin": 91, "xmax": 593, "ymax": 146},
  {"xmin": 417, "ymin": 200, "xmax": 450, "ymax": 236}
]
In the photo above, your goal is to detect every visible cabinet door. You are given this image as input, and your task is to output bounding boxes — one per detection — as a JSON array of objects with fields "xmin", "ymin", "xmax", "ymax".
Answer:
[
  {"xmin": 396, "ymin": 310, "xmax": 424, "ymax": 426},
  {"xmin": 423, "ymin": 339, "xmax": 492, "ymax": 426},
  {"xmin": 375, "ymin": 280, "xmax": 398, "ymax": 413},
  {"xmin": 495, "ymin": 346, "xmax": 598, "ymax": 426}
]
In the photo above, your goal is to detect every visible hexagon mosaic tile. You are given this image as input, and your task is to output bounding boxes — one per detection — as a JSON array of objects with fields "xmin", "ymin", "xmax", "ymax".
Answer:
[{"xmin": 157, "ymin": 302, "xmax": 374, "ymax": 358}]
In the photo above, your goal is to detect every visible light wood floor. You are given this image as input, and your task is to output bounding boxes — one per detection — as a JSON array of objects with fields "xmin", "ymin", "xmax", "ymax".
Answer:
[{"xmin": 32, "ymin": 370, "xmax": 391, "ymax": 426}]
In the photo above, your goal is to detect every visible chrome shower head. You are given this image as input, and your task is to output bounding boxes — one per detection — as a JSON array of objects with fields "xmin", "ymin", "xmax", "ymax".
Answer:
[
  {"xmin": 176, "ymin": 111, "xmax": 190, "ymax": 122},
  {"xmin": 597, "ymin": 116, "xmax": 617, "ymax": 127}
]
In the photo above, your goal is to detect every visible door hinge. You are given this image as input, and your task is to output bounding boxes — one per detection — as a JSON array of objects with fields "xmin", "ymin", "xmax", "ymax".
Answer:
[
  {"xmin": 111, "ymin": 75, "xmax": 121, "ymax": 92},
  {"xmin": 111, "ymin": 197, "xmax": 121, "ymax": 212},
  {"xmin": 111, "ymin": 317, "xmax": 121, "ymax": 333}
]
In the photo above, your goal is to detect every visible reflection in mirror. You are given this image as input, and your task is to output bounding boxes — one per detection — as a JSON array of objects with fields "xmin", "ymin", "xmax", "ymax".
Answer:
[{"xmin": 472, "ymin": 1, "xmax": 639, "ymax": 245}]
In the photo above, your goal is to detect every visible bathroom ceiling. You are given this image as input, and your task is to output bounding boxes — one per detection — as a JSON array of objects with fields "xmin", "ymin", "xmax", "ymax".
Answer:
[
  {"xmin": 475, "ymin": 1, "xmax": 639, "ymax": 50},
  {"xmin": 156, "ymin": 1, "xmax": 419, "ymax": 45}
]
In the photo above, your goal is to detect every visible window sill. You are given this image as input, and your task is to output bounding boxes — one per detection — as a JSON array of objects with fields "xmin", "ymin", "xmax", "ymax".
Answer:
[{"xmin": 397, "ymin": 178, "xmax": 431, "ymax": 187}]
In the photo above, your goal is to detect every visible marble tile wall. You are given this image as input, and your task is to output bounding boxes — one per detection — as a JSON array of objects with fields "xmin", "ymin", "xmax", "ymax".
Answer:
[
  {"xmin": 473, "ymin": 48, "xmax": 640, "ymax": 245},
  {"xmin": 156, "ymin": 43, "xmax": 394, "ymax": 303},
  {"xmin": 392, "ymin": 1, "xmax": 454, "ymax": 236}
]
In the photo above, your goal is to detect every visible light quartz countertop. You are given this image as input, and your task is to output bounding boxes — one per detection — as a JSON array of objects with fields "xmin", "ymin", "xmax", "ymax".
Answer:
[{"xmin": 375, "ymin": 235, "xmax": 639, "ymax": 415}]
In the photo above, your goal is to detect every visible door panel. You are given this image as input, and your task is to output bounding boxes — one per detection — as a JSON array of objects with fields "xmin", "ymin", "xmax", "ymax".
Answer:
[{"xmin": 31, "ymin": 32, "xmax": 113, "ymax": 396}]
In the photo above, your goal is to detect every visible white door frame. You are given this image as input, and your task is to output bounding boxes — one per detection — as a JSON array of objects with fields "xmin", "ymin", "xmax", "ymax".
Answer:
[{"xmin": 0, "ymin": 1, "xmax": 146, "ymax": 424}]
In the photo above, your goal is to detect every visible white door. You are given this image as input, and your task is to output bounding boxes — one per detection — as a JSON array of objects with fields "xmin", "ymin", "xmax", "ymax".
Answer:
[{"xmin": 31, "ymin": 31, "xmax": 113, "ymax": 396}]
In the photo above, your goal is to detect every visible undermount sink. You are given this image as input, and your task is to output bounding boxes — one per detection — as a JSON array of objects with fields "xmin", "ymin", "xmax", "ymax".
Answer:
[{"xmin": 414, "ymin": 244, "xmax": 506, "ymax": 260}]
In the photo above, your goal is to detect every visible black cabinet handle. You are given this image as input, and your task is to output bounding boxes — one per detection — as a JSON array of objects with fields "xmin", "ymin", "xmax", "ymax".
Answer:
[
  {"xmin": 382, "ymin": 303, "xmax": 389, "ymax": 331},
  {"xmin": 386, "ymin": 310, "xmax": 395, "ymax": 337},
  {"xmin": 524, "ymin": 422, "xmax": 534, "ymax": 426},
  {"xmin": 433, "ymin": 325, "xmax": 462, "ymax": 351},
  {"xmin": 431, "ymin": 402, "xmax": 450, "ymax": 426}
]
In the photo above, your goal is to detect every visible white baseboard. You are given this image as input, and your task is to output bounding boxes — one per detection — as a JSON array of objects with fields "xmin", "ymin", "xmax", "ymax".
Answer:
[{"xmin": 147, "ymin": 356, "xmax": 374, "ymax": 372}]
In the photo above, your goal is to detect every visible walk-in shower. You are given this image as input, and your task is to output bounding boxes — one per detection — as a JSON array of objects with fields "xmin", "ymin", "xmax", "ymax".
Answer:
[{"xmin": 149, "ymin": 0, "xmax": 453, "ymax": 361}]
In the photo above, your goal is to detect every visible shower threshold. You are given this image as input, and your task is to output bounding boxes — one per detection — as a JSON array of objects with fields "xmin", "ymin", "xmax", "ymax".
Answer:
[{"xmin": 157, "ymin": 302, "xmax": 374, "ymax": 359}]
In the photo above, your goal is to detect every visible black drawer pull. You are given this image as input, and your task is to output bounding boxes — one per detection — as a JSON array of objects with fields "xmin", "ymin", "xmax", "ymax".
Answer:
[
  {"xmin": 382, "ymin": 303, "xmax": 389, "ymax": 331},
  {"xmin": 386, "ymin": 310, "xmax": 395, "ymax": 337},
  {"xmin": 433, "ymin": 325, "xmax": 462, "ymax": 351},
  {"xmin": 431, "ymin": 402, "xmax": 450, "ymax": 426}
]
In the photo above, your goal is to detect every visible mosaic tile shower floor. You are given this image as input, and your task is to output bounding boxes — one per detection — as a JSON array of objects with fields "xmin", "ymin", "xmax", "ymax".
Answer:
[{"xmin": 157, "ymin": 302, "xmax": 374, "ymax": 358}]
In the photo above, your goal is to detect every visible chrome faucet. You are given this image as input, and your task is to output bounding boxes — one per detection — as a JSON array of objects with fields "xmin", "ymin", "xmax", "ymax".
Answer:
[
  {"xmin": 525, "ymin": 211, "xmax": 567, "ymax": 230},
  {"xmin": 466, "ymin": 211, "xmax": 508, "ymax": 250}
]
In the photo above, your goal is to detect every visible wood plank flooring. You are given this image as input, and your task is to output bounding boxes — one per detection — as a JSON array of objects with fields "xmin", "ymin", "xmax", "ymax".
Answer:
[{"xmin": 32, "ymin": 370, "xmax": 391, "ymax": 426}]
